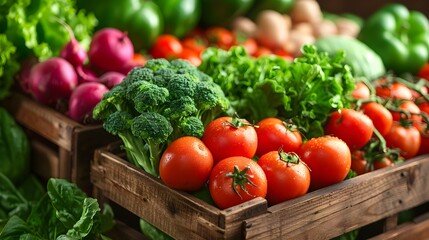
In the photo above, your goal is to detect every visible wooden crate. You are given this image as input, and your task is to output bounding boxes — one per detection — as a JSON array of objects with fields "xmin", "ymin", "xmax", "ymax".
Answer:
[
  {"xmin": 91, "ymin": 143, "xmax": 429, "ymax": 240},
  {"xmin": 1, "ymin": 92, "xmax": 117, "ymax": 193}
]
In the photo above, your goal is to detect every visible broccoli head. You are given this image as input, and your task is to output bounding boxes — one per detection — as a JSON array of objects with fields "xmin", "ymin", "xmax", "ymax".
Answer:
[{"xmin": 93, "ymin": 57, "xmax": 230, "ymax": 177}]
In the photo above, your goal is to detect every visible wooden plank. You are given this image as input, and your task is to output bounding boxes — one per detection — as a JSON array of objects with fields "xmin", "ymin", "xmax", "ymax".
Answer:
[
  {"xmin": 244, "ymin": 155, "xmax": 429, "ymax": 240},
  {"xmin": 2, "ymin": 93, "xmax": 81, "ymax": 151},
  {"xmin": 30, "ymin": 140, "xmax": 60, "ymax": 179},
  {"xmin": 91, "ymin": 148, "xmax": 268, "ymax": 240},
  {"xmin": 368, "ymin": 213, "xmax": 429, "ymax": 240},
  {"xmin": 59, "ymin": 148, "xmax": 72, "ymax": 181},
  {"xmin": 72, "ymin": 125, "xmax": 118, "ymax": 194}
]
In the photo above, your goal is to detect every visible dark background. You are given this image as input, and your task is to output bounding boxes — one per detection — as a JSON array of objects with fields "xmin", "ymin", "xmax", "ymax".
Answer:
[{"xmin": 316, "ymin": 0, "xmax": 429, "ymax": 18}]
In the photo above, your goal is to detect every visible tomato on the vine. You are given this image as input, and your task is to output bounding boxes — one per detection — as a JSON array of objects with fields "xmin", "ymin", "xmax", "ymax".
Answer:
[
  {"xmin": 374, "ymin": 80, "xmax": 413, "ymax": 100},
  {"xmin": 360, "ymin": 102, "xmax": 393, "ymax": 137},
  {"xmin": 205, "ymin": 27, "xmax": 235, "ymax": 50},
  {"xmin": 209, "ymin": 156, "xmax": 267, "ymax": 209},
  {"xmin": 351, "ymin": 81, "xmax": 371, "ymax": 100},
  {"xmin": 159, "ymin": 136, "xmax": 213, "ymax": 191},
  {"xmin": 150, "ymin": 34, "xmax": 183, "ymax": 60},
  {"xmin": 179, "ymin": 48, "xmax": 201, "ymax": 66},
  {"xmin": 181, "ymin": 36, "xmax": 207, "ymax": 57},
  {"xmin": 390, "ymin": 100, "xmax": 422, "ymax": 123},
  {"xmin": 351, "ymin": 150, "xmax": 368, "ymax": 175},
  {"xmin": 297, "ymin": 136, "xmax": 351, "ymax": 190},
  {"xmin": 255, "ymin": 118, "xmax": 302, "ymax": 157},
  {"xmin": 257, "ymin": 150, "xmax": 310, "ymax": 205},
  {"xmin": 416, "ymin": 124, "xmax": 429, "ymax": 155},
  {"xmin": 202, "ymin": 116, "xmax": 258, "ymax": 164},
  {"xmin": 372, "ymin": 157, "xmax": 394, "ymax": 170},
  {"xmin": 384, "ymin": 123, "xmax": 421, "ymax": 159},
  {"xmin": 324, "ymin": 108, "xmax": 374, "ymax": 150}
]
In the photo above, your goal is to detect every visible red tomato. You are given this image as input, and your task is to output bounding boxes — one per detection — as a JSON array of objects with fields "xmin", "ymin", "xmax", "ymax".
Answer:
[
  {"xmin": 418, "ymin": 63, "xmax": 429, "ymax": 80},
  {"xmin": 159, "ymin": 136, "xmax": 213, "ymax": 191},
  {"xmin": 384, "ymin": 123, "xmax": 421, "ymax": 159},
  {"xmin": 179, "ymin": 48, "xmax": 202, "ymax": 66},
  {"xmin": 360, "ymin": 102, "xmax": 393, "ymax": 137},
  {"xmin": 255, "ymin": 118, "xmax": 302, "ymax": 157},
  {"xmin": 209, "ymin": 156, "xmax": 267, "ymax": 209},
  {"xmin": 375, "ymin": 80, "xmax": 413, "ymax": 100},
  {"xmin": 240, "ymin": 38, "xmax": 258, "ymax": 56},
  {"xmin": 257, "ymin": 151, "xmax": 310, "ymax": 205},
  {"xmin": 150, "ymin": 34, "xmax": 183, "ymax": 60},
  {"xmin": 181, "ymin": 36, "xmax": 207, "ymax": 57},
  {"xmin": 372, "ymin": 157, "xmax": 394, "ymax": 170},
  {"xmin": 272, "ymin": 48, "xmax": 294, "ymax": 61},
  {"xmin": 416, "ymin": 124, "xmax": 429, "ymax": 155},
  {"xmin": 351, "ymin": 150, "xmax": 368, "ymax": 175},
  {"xmin": 418, "ymin": 100, "xmax": 429, "ymax": 116},
  {"xmin": 351, "ymin": 81, "xmax": 371, "ymax": 100},
  {"xmin": 202, "ymin": 116, "xmax": 258, "ymax": 164},
  {"xmin": 391, "ymin": 100, "xmax": 422, "ymax": 123},
  {"xmin": 132, "ymin": 53, "xmax": 146, "ymax": 66},
  {"xmin": 324, "ymin": 108, "xmax": 374, "ymax": 150},
  {"xmin": 297, "ymin": 136, "xmax": 351, "ymax": 190},
  {"xmin": 205, "ymin": 27, "xmax": 235, "ymax": 50}
]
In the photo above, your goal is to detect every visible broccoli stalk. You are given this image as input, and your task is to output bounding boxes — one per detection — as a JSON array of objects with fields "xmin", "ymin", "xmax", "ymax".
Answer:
[{"xmin": 93, "ymin": 59, "xmax": 230, "ymax": 177}]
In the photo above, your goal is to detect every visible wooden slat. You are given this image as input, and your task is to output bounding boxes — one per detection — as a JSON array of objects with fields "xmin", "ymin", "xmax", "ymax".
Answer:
[
  {"xmin": 31, "ymin": 140, "xmax": 60, "ymax": 179},
  {"xmin": 106, "ymin": 221, "xmax": 146, "ymax": 240},
  {"xmin": 244, "ymin": 155, "xmax": 429, "ymax": 240},
  {"xmin": 91, "ymin": 148, "xmax": 268, "ymax": 240},
  {"xmin": 2, "ymin": 93, "xmax": 81, "ymax": 151},
  {"xmin": 368, "ymin": 212, "xmax": 429, "ymax": 240}
]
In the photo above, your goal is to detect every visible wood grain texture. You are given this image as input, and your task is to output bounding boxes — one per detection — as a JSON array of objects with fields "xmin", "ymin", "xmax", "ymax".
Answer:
[
  {"xmin": 244, "ymin": 155, "xmax": 429, "ymax": 240},
  {"xmin": 91, "ymin": 146, "xmax": 268, "ymax": 240}
]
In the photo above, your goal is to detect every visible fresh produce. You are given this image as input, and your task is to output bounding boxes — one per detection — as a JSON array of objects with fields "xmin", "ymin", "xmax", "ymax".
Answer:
[
  {"xmin": 200, "ymin": 0, "xmax": 254, "ymax": 28},
  {"xmin": 0, "ymin": 174, "xmax": 44, "ymax": 231},
  {"xmin": 0, "ymin": 0, "xmax": 96, "ymax": 100},
  {"xmin": 358, "ymin": 3, "xmax": 429, "ymax": 74},
  {"xmin": 88, "ymin": 28, "xmax": 134, "ymax": 72},
  {"xmin": 257, "ymin": 150, "xmax": 310, "ymax": 206},
  {"xmin": 159, "ymin": 136, "xmax": 213, "ymax": 191},
  {"xmin": 0, "ymin": 175, "xmax": 114, "ymax": 239},
  {"xmin": 255, "ymin": 117, "xmax": 302, "ymax": 157},
  {"xmin": 0, "ymin": 108, "xmax": 30, "ymax": 184},
  {"xmin": 314, "ymin": 35, "xmax": 386, "ymax": 80},
  {"xmin": 58, "ymin": 18, "xmax": 88, "ymax": 68},
  {"xmin": 324, "ymin": 108, "xmax": 374, "ymax": 151},
  {"xmin": 254, "ymin": 10, "xmax": 290, "ymax": 49},
  {"xmin": 28, "ymin": 57, "xmax": 78, "ymax": 106},
  {"xmin": 199, "ymin": 45, "xmax": 355, "ymax": 139},
  {"xmin": 93, "ymin": 58, "xmax": 230, "ymax": 177},
  {"xmin": 77, "ymin": 0, "xmax": 163, "ymax": 50},
  {"xmin": 201, "ymin": 115, "xmax": 258, "ymax": 164},
  {"xmin": 153, "ymin": 0, "xmax": 201, "ymax": 39},
  {"xmin": 298, "ymin": 136, "xmax": 351, "ymax": 190},
  {"xmin": 150, "ymin": 34, "xmax": 184, "ymax": 60},
  {"xmin": 374, "ymin": 80, "xmax": 414, "ymax": 100},
  {"xmin": 68, "ymin": 82, "xmax": 109, "ymax": 122},
  {"xmin": 99, "ymin": 71, "xmax": 126, "ymax": 89},
  {"xmin": 384, "ymin": 122, "xmax": 421, "ymax": 159},
  {"xmin": 209, "ymin": 156, "xmax": 267, "ymax": 209},
  {"xmin": 359, "ymin": 102, "xmax": 393, "ymax": 137}
]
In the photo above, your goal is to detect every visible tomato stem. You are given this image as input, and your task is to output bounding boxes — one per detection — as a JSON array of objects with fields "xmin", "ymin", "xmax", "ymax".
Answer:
[{"xmin": 226, "ymin": 165, "xmax": 256, "ymax": 199}]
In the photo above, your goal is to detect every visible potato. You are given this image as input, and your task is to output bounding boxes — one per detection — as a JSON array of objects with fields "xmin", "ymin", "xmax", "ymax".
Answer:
[
  {"xmin": 289, "ymin": 0, "xmax": 323, "ymax": 24},
  {"xmin": 284, "ymin": 30, "xmax": 316, "ymax": 56},
  {"xmin": 335, "ymin": 18, "xmax": 361, "ymax": 37},
  {"xmin": 255, "ymin": 10, "xmax": 289, "ymax": 49},
  {"xmin": 313, "ymin": 19, "xmax": 338, "ymax": 38},
  {"xmin": 232, "ymin": 17, "xmax": 257, "ymax": 38}
]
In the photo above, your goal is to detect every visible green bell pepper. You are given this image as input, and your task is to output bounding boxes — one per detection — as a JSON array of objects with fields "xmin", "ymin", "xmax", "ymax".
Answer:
[
  {"xmin": 358, "ymin": 3, "xmax": 429, "ymax": 74},
  {"xmin": 77, "ymin": 0, "xmax": 163, "ymax": 50},
  {"xmin": 153, "ymin": 0, "xmax": 201, "ymax": 39},
  {"xmin": 246, "ymin": 0, "xmax": 295, "ymax": 19},
  {"xmin": 200, "ymin": 0, "xmax": 255, "ymax": 28}
]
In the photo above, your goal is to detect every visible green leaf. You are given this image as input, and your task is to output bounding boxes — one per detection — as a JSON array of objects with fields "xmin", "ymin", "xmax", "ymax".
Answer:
[
  {"xmin": 62, "ymin": 198, "xmax": 100, "ymax": 238},
  {"xmin": 0, "ymin": 216, "xmax": 44, "ymax": 240}
]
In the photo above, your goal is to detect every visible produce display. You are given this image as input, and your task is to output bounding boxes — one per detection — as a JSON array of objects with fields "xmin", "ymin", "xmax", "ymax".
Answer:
[{"xmin": 1, "ymin": 0, "xmax": 429, "ymax": 239}]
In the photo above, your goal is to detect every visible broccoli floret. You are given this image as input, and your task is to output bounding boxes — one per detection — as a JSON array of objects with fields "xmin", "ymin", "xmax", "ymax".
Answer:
[
  {"xmin": 167, "ymin": 74, "xmax": 198, "ymax": 99},
  {"xmin": 93, "ymin": 57, "xmax": 230, "ymax": 177},
  {"xmin": 144, "ymin": 58, "xmax": 171, "ymax": 71},
  {"xmin": 163, "ymin": 96, "xmax": 198, "ymax": 120},
  {"xmin": 126, "ymin": 80, "xmax": 169, "ymax": 113},
  {"xmin": 179, "ymin": 116, "xmax": 205, "ymax": 138},
  {"xmin": 121, "ymin": 67, "xmax": 154, "ymax": 86}
]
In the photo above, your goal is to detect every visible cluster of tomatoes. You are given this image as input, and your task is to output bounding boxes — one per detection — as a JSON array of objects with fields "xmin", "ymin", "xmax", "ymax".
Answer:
[
  {"xmin": 147, "ymin": 27, "xmax": 293, "ymax": 67},
  {"xmin": 347, "ymin": 75, "xmax": 429, "ymax": 175},
  {"xmin": 157, "ymin": 73, "xmax": 429, "ymax": 210},
  {"xmin": 158, "ymin": 115, "xmax": 353, "ymax": 209}
]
